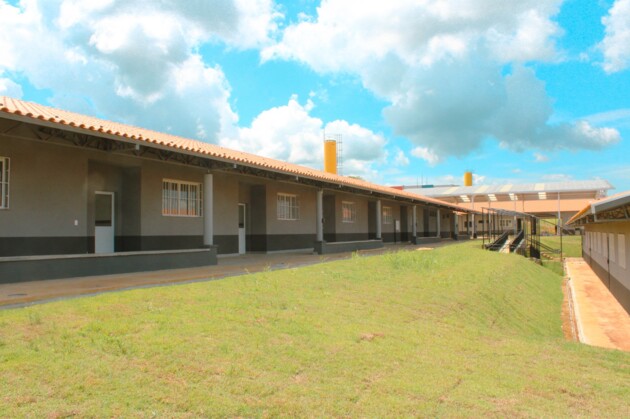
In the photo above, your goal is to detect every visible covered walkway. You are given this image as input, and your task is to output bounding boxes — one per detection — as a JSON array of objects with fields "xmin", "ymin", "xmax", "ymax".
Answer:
[
  {"xmin": 565, "ymin": 257, "xmax": 630, "ymax": 351},
  {"xmin": 0, "ymin": 242, "xmax": 451, "ymax": 309}
]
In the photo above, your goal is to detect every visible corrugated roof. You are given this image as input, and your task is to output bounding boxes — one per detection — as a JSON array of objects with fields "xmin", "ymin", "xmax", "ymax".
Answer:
[
  {"xmin": 0, "ymin": 96, "xmax": 469, "ymax": 212},
  {"xmin": 412, "ymin": 180, "xmax": 613, "ymax": 197}
]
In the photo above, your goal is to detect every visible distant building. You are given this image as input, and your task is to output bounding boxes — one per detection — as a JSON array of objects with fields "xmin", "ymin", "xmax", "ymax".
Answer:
[
  {"xmin": 396, "ymin": 180, "xmax": 613, "ymax": 233},
  {"xmin": 568, "ymin": 191, "xmax": 630, "ymax": 314}
]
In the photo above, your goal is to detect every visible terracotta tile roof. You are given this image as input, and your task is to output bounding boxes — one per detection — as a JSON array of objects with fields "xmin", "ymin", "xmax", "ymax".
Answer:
[{"xmin": 0, "ymin": 96, "xmax": 469, "ymax": 212}]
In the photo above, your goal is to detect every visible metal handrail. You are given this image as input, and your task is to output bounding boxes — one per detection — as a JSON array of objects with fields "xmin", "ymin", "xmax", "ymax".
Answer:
[
  {"xmin": 485, "ymin": 231, "xmax": 510, "ymax": 251},
  {"xmin": 509, "ymin": 230, "xmax": 524, "ymax": 252}
]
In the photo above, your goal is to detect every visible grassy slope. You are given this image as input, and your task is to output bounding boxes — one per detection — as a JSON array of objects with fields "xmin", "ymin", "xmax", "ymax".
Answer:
[
  {"xmin": 541, "ymin": 235, "xmax": 582, "ymax": 258},
  {"xmin": 540, "ymin": 236, "xmax": 583, "ymax": 275},
  {"xmin": 1, "ymin": 242, "xmax": 628, "ymax": 417}
]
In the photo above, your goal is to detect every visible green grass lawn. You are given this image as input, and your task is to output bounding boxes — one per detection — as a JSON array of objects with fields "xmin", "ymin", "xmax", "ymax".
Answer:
[
  {"xmin": 1, "ymin": 242, "xmax": 628, "ymax": 416},
  {"xmin": 540, "ymin": 236, "xmax": 583, "ymax": 275},
  {"xmin": 540, "ymin": 235, "xmax": 583, "ymax": 258}
]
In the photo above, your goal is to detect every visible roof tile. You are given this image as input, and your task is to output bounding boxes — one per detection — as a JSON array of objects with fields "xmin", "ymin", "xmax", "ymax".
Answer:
[{"xmin": 0, "ymin": 96, "xmax": 469, "ymax": 212}]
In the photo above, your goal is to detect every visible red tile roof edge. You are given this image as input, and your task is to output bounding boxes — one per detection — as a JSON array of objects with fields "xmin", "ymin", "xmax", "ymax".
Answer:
[{"xmin": 0, "ymin": 96, "xmax": 471, "ymax": 212}]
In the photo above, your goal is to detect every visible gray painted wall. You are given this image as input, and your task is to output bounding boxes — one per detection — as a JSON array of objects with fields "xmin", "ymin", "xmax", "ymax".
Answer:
[
  {"xmin": 583, "ymin": 222, "xmax": 630, "ymax": 313},
  {"xmin": 265, "ymin": 181, "xmax": 317, "ymax": 235},
  {"xmin": 0, "ymin": 136, "xmax": 88, "ymax": 238},
  {"xmin": 333, "ymin": 193, "xmax": 369, "ymax": 235},
  {"xmin": 139, "ymin": 159, "xmax": 205, "ymax": 237},
  {"xmin": 1, "ymin": 126, "xmax": 466, "ymax": 257}
]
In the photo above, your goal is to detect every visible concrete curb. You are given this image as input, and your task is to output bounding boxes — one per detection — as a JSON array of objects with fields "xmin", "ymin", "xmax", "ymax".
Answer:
[{"xmin": 564, "ymin": 259, "xmax": 588, "ymax": 344}]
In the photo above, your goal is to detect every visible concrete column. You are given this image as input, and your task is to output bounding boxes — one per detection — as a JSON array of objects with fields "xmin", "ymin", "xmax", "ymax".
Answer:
[
  {"xmin": 203, "ymin": 173, "xmax": 214, "ymax": 246},
  {"xmin": 466, "ymin": 214, "xmax": 470, "ymax": 235},
  {"xmin": 557, "ymin": 192, "xmax": 562, "ymax": 234},
  {"xmin": 471, "ymin": 195, "xmax": 476, "ymax": 238},
  {"xmin": 412, "ymin": 205, "xmax": 417, "ymax": 238},
  {"xmin": 436, "ymin": 209, "xmax": 441, "ymax": 238},
  {"xmin": 514, "ymin": 196, "xmax": 518, "ymax": 234},
  {"xmin": 453, "ymin": 213, "xmax": 458, "ymax": 238},
  {"xmin": 316, "ymin": 190, "xmax": 324, "ymax": 242},
  {"xmin": 376, "ymin": 200, "xmax": 382, "ymax": 240}
]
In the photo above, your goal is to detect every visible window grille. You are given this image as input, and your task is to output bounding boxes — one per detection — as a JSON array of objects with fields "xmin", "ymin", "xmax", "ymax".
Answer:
[
  {"xmin": 277, "ymin": 193, "xmax": 299, "ymax": 220},
  {"xmin": 0, "ymin": 157, "xmax": 9, "ymax": 209},
  {"xmin": 342, "ymin": 201, "xmax": 356, "ymax": 223},
  {"xmin": 382, "ymin": 206, "xmax": 393, "ymax": 224},
  {"xmin": 619, "ymin": 234, "xmax": 626, "ymax": 269},
  {"xmin": 162, "ymin": 179, "xmax": 203, "ymax": 216}
]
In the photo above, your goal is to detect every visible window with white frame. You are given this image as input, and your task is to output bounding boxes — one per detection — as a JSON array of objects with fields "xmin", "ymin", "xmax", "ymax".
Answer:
[
  {"xmin": 382, "ymin": 206, "xmax": 393, "ymax": 224},
  {"xmin": 0, "ymin": 157, "xmax": 8, "ymax": 209},
  {"xmin": 277, "ymin": 193, "xmax": 299, "ymax": 220},
  {"xmin": 342, "ymin": 201, "xmax": 356, "ymax": 223},
  {"xmin": 162, "ymin": 179, "xmax": 203, "ymax": 216}
]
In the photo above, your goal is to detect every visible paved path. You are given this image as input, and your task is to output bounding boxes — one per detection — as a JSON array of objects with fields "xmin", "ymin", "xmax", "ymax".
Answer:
[
  {"xmin": 0, "ymin": 242, "xmax": 449, "ymax": 309},
  {"xmin": 565, "ymin": 257, "xmax": 630, "ymax": 351}
]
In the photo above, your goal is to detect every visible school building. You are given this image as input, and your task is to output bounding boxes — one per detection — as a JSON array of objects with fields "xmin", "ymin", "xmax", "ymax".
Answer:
[{"xmin": 0, "ymin": 96, "xmax": 473, "ymax": 283}]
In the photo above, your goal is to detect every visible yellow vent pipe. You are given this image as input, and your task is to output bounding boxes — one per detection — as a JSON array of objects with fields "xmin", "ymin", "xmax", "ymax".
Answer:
[
  {"xmin": 464, "ymin": 171, "xmax": 473, "ymax": 187},
  {"xmin": 324, "ymin": 140, "xmax": 337, "ymax": 174}
]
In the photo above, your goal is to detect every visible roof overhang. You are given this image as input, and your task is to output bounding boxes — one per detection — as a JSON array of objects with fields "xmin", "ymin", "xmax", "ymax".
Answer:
[
  {"xmin": 0, "ymin": 96, "xmax": 473, "ymax": 214},
  {"xmin": 567, "ymin": 190, "xmax": 630, "ymax": 225}
]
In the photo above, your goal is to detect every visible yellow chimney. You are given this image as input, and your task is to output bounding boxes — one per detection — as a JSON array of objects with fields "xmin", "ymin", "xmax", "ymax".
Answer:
[
  {"xmin": 324, "ymin": 139, "xmax": 337, "ymax": 174},
  {"xmin": 464, "ymin": 171, "xmax": 473, "ymax": 187}
]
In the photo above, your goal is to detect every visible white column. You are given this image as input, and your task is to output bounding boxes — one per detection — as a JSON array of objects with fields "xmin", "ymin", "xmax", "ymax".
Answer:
[
  {"xmin": 436, "ymin": 209, "xmax": 441, "ymax": 238},
  {"xmin": 316, "ymin": 190, "xmax": 324, "ymax": 242},
  {"xmin": 557, "ymin": 192, "xmax": 561, "ymax": 234},
  {"xmin": 471, "ymin": 195, "xmax": 476, "ymax": 237},
  {"xmin": 454, "ymin": 213, "xmax": 458, "ymax": 236},
  {"xmin": 376, "ymin": 200, "xmax": 382, "ymax": 240},
  {"xmin": 203, "ymin": 173, "xmax": 214, "ymax": 246},
  {"xmin": 514, "ymin": 195, "xmax": 517, "ymax": 234},
  {"xmin": 412, "ymin": 205, "xmax": 417, "ymax": 237}
]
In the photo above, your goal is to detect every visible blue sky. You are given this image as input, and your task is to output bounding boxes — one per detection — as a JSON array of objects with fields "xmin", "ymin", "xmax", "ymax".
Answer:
[{"xmin": 1, "ymin": 0, "xmax": 629, "ymax": 191}]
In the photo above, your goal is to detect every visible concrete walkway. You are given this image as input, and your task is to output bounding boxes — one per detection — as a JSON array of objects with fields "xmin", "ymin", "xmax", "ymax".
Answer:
[
  {"xmin": 0, "ymin": 242, "xmax": 450, "ymax": 309},
  {"xmin": 565, "ymin": 257, "xmax": 630, "ymax": 351}
]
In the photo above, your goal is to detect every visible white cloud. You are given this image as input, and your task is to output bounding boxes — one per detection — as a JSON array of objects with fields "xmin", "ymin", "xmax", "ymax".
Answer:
[
  {"xmin": 600, "ymin": 0, "xmax": 630, "ymax": 73},
  {"xmin": 263, "ymin": 0, "xmax": 562, "ymax": 73},
  {"xmin": 393, "ymin": 149, "xmax": 410, "ymax": 167},
  {"xmin": 0, "ymin": 0, "xmax": 279, "ymax": 142},
  {"xmin": 0, "ymin": 75, "xmax": 22, "ymax": 97},
  {"xmin": 584, "ymin": 108, "xmax": 630, "ymax": 127},
  {"xmin": 219, "ymin": 96, "xmax": 387, "ymax": 180},
  {"xmin": 534, "ymin": 152, "xmax": 549, "ymax": 162},
  {"xmin": 264, "ymin": 0, "xmax": 618, "ymax": 161},
  {"xmin": 542, "ymin": 173, "xmax": 573, "ymax": 182},
  {"xmin": 486, "ymin": 8, "xmax": 562, "ymax": 63},
  {"xmin": 473, "ymin": 174, "xmax": 486, "ymax": 184},
  {"xmin": 325, "ymin": 119, "xmax": 386, "ymax": 163},
  {"xmin": 220, "ymin": 95, "xmax": 322, "ymax": 166},
  {"xmin": 411, "ymin": 147, "xmax": 440, "ymax": 166}
]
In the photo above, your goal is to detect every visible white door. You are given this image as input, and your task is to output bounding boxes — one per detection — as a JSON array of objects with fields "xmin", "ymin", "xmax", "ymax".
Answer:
[
  {"xmin": 95, "ymin": 192, "xmax": 115, "ymax": 253},
  {"xmin": 238, "ymin": 203, "xmax": 246, "ymax": 254}
]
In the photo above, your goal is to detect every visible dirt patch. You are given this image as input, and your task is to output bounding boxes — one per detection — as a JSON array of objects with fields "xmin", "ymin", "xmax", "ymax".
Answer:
[
  {"xmin": 359, "ymin": 332, "xmax": 385, "ymax": 342},
  {"xmin": 561, "ymin": 278, "xmax": 579, "ymax": 342}
]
